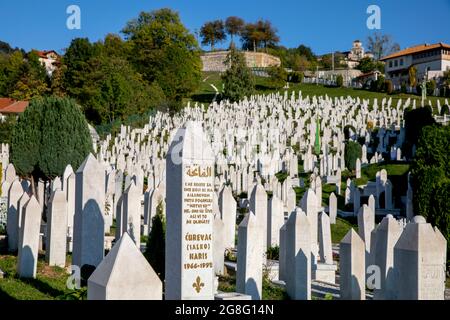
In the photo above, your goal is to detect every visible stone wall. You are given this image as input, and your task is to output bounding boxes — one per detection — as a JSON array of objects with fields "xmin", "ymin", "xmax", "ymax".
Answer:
[{"xmin": 201, "ymin": 51, "xmax": 281, "ymax": 72}]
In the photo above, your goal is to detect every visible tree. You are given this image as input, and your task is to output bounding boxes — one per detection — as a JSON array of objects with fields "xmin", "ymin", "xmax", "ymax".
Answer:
[
  {"xmin": 408, "ymin": 65, "xmax": 417, "ymax": 90},
  {"xmin": 367, "ymin": 33, "xmax": 400, "ymax": 60},
  {"xmin": 225, "ymin": 16, "xmax": 245, "ymax": 46},
  {"xmin": 296, "ymin": 45, "xmax": 315, "ymax": 61},
  {"xmin": 10, "ymin": 96, "xmax": 92, "ymax": 196},
  {"xmin": 122, "ymin": 8, "xmax": 201, "ymax": 105},
  {"xmin": 145, "ymin": 202, "xmax": 166, "ymax": 280},
  {"xmin": 426, "ymin": 79, "xmax": 436, "ymax": 96},
  {"xmin": 403, "ymin": 107, "xmax": 436, "ymax": 158},
  {"xmin": 268, "ymin": 66, "xmax": 287, "ymax": 89},
  {"xmin": 221, "ymin": 47, "xmax": 254, "ymax": 102},
  {"xmin": 344, "ymin": 141, "xmax": 362, "ymax": 171},
  {"xmin": 336, "ymin": 74, "xmax": 343, "ymax": 87},
  {"xmin": 241, "ymin": 19, "xmax": 279, "ymax": 52},
  {"xmin": 357, "ymin": 56, "xmax": 384, "ymax": 73},
  {"xmin": 410, "ymin": 125, "xmax": 450, "ymax": 263},
  {"xmin": 10, "ymin": 51, "xmax": 49, "ymax": 100},
  {"xmin": 200, "ymin": 20, "xmax": 226, "ymax": 51}
]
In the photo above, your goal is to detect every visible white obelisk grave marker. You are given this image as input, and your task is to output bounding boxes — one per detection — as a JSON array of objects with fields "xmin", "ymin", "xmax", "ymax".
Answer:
[{"xmin": 165, "ymin": 121, "xmax": 215, "ymax": 300}]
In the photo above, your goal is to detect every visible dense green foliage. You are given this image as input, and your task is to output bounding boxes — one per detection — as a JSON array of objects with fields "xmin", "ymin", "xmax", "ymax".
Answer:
[
  {"xmin": 122, "ymin": 9, "xmax": 201, "ymax": 104},
  {"xmin": 267, "ymin": 66, "xmax": 287, "ymax": 89},
  {"xmin": 10, "ymin": 97, "xmax": 92, "ymax": 183},
  {"xmin": 0, "ymin": 116, "xmax": 17, "ymax": 145},
  {"xmin": 410, "ymin": 125, "xmax": 450, "ymax": 263},
  {"xmin": 356, "ymin": 56, "xmax": 384, "ymax": 73},
  {"xmin": 336, "ymin": 74, "xmax": 343, "ymax": 87},
  {"xmin": 403, "ymin": 107, "xmax": 436, "ymax": 158},
  {"xmin": 344, "ymin": 141, "xmax": 362, "ymax": 171},
  {"xmin": 145, "ymin": 203, "xmax": 166, "ymax": 280},
  {"xmin": 200, "ymin": 20, "xmax": 226, "ymax": 50},
  {"xmin": 221, "ymin": 48, "xmax": 254, "ymax": 102},
  {"xmin": 0, "ymin": 50, "xmax": 49, "ymax": 100}
]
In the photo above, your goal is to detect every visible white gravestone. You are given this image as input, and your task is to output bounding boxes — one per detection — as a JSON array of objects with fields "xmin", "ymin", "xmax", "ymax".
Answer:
[
  {"xmin": 165, "ymin": 122, "xmax": 215, "ymax": 300},
  {"xmin": 88, "ymin": 232, "xmax": 162, "ymax": 300},
  {"xmin": 46, "ymin": 190, "xmax": 68, "ymax": 267},
  {"xmin": 236, "ymin": 211, "xmax": 263, "ymax": 300},
  {"xmin": 17, "ymin": 196, "xmax": 41, "ymax": 278},
  {"xmin": 73, "ymin": 153, "xmax": 106, "ymax": 270},
  {"xmin": 340, "ymin": 229, "xmax": 366, "ymax": 300}
]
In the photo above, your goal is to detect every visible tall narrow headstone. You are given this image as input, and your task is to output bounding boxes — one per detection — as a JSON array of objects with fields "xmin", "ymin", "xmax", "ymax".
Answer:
[
  {"xmin": 17, "ymin": 196, "xmax": 41, "ymax": 278},
  {"xmin": 66, "ymin": 172, "xmax": 76, "ymax": 252},
  {"xmin": 357, "ymin": 204, "xmax": 374, "ymax": 257},
  {"xmin": 278, "ymin": 223, "xmax": 287, "ymax": 281},
  {"xmin": 236, "ymin": 211, "xmax": 263, "ymax": 300},
  {"xmin": 285, "ymin": 208, "xmax": 311, "ymax": 300},
  {"xmin": 340, "ymin": 229, "xmax": 365, "ymax": 300},
  {"xmin": 368, "ymin": 194, "xmax": 375, "ymax": 217},
  {"xmin": 249, "ymin": 183, "xmax": 268, "ymax": 253},
  {"xmin": 318, "ymin": 212, "xmax": 333, "ymax": 264},
  {"xmin": 6, "ymin": 179, "xmax": 23, "ymax": 251},
  {"xmin": 218, "ymin": 185, "xmax": 237, "ymax": 249},
  {"xmin": 328, "ymin": 192, "xmax": 337, "ymax": 224},
  {"xmin": 165, "ymin": 122, "xmax": 215, "ymax": 300},
  {"xmin": 122, "ymin": 182, "xmax": 141, "ymax": 248},
  {"xmin": 73, "ymin": 153, "xmax": 106, "ymax": 271},
  {"xmin": 213, "ymin": 213, "xmax": 225, "ymax": 276},
  {"xmin": 46, "ymin": 190, "xmax": 68, "ymax": 267},
  {"xmin": 87, "ymin": 232, "xmax": 162, "ymax": 300},
  {"xmin": 300, "ymin": 189, "xmax": 319, "ymax": 261},
  {"xmin": 373, "ymin": 215, "xmax": 402, "ymax": 300},
  {"xmin": 267, "ymin": 195, "xmax": 284, "ymax": 248}
]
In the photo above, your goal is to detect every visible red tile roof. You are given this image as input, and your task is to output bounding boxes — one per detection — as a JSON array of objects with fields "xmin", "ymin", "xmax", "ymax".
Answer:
[
  {"xmin": 380, "ymin": 42, "xmax": 450, "ymax": 61},
  {"xmin": 0, "ymin": 99, "xmax": 29, "ymax": 114}
]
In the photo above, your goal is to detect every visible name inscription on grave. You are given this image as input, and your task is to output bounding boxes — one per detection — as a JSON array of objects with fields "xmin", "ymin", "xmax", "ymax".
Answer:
[
  {"xmin": 183, "ymin": 165, "xmax": 213, "ymax": 272},
  {"xmin": 420, "ymin": 264, "xmax": 443, "ymax": 299}
]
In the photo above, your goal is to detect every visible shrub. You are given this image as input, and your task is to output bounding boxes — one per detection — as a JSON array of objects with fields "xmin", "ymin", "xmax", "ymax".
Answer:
[
  {"xmin": 385, "ymin": 80, "xmax": 393, "ymax": 94},
  {"xmin": 344, "ymin": 141, "xmax": 362, "ymax": 171},
  {"xmin": 426, "ymin": 79, "xmax": 436, "ymax": 96},
  {"xmin": 336, "ymin": 74, "xmax": 343, "ymax": 87},
  {"xmin": 268, "ymin": 66, "xmax": 288, "ymax": 89},
  {"xmin": 144, "ymin": 202, "xmax": 166, "ymax": 280},
  {"xmin": 441, "ymin": 105, "xmax": 449, "ymax": 116},
  {"xmin": 290, "ymin": 71, "xmax": 304, "ymax": 83},
  {"xmin": 400, "ymin": 82, "xmax": 407, "ymax": 94},
  {"xmin": 266, "ymin": 246, "xmax": 279, "ymax": 260}
]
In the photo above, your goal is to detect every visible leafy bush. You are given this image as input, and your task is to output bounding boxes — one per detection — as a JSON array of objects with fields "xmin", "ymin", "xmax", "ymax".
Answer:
[
  {"xmin": 336, "ymin": 74, "xmax": 343, "ymax": 87},
  {"xmin": 268, "ymin": 66, "xmax": 288, "ymax": 89},
  {"xmin": 344, "ymin": 141, "xmax": 362, "ymax": 171},
  {"xmin": 222, "ymin": 47, "xmax": 254, "ymax": 102},
  {"xmin": 441, "ymin": 105, "xmax": 450, "ymax": 116},
  {"xmin": 426, "ymin": 79, "xmax": 436, "ymax": 96},
  {"xmin": 385, "ymin": 80, "xmax": 393, "ymax": 94},
  {"xmin": 266, "ymin": 246, "xmax": 279, "ymax": 260},
  {"xmin": 144, "ymin": 202, "xmax": 166, "ymax": 280},
  {"xmin": 290, "ymin": 71, "xmax": 304, "ymax": 83},
  {"xmin": 400, "ymin": 82, "xmax": 407, "ymax": 94}
]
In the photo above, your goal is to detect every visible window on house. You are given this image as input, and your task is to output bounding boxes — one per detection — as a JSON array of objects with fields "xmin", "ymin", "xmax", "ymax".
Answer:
[
  {"xmin": 389, "ymin": 61, "xmax": 392, "ymax": 68},
  {"xmin": 394, "ymin": 60, "xmax": 398, "ymax": 67},
  {"xmin": 400, "ymin": 59, "xmax": 404, "ymax": 66}
]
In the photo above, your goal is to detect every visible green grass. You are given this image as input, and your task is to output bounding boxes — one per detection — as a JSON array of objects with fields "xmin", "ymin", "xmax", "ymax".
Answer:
[
  {"xmin": 331, "ymin": 217, "xmax": 357, "ymax": 244},
  {"xmin": 0, "ymin": 254, "xmax": 73, "ymax": 300},
  {"xmin": 361, "ymin": 162, "xmax": 410, "ymax": 181}
]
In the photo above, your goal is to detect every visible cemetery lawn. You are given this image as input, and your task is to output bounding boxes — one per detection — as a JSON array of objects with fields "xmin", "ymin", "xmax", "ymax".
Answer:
[
  {"xmin": 0, "ymin": 254, "xmax": 71, "ymax": 300},
  {"xmin": 192, "ymin": 72, "xmax": 448, "ymax": 109},
  {"xmin": 331, "ymin": 218, "xmax": 356, "ymax": 244}
]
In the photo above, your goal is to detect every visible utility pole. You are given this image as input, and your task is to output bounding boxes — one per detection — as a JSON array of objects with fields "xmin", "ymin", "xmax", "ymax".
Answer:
[{"xmin": 316, "ymin": 65, "xmax": 319, "ymax": 86}]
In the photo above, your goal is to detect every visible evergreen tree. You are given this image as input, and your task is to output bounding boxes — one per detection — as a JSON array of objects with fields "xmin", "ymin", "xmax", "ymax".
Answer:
[
  {"xmin": 145, "ymin": 202, "xmax": 166, "ymax": 280},
  {"xmin": 344, "ymin": 141, "xmax": 362, "ymax": 171},
  {"xmin": 221, "ymin": 47, "xmax": 254, "ymax": 102},
  {"xmin": 10, "ymin": 96, "xmax": 92, "ymax": 195}
]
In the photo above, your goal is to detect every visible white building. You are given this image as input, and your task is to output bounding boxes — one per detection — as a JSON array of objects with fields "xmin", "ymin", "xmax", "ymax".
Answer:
[{"xmin": 380, "ymin": 42, "xmax": 450, "ymax": 87}]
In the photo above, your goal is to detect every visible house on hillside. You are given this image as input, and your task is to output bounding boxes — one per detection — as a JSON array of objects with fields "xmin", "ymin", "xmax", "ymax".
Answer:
[
  {"xmin": 0, "ymin": 98, "xmax": 29, "ymax": 121},
  {"xmin": 35, "ymin": 50, "xmax": 60, "ymax": 77},
  {"xmin": 380, "ymin": 42, "xmax": 450, "ymax": 87}
]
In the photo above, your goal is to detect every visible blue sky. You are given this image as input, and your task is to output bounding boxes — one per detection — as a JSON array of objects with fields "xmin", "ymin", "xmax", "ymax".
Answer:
[{"xmin": 1, "ymin": 0, "xmax": 449, "ymax": 55}]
